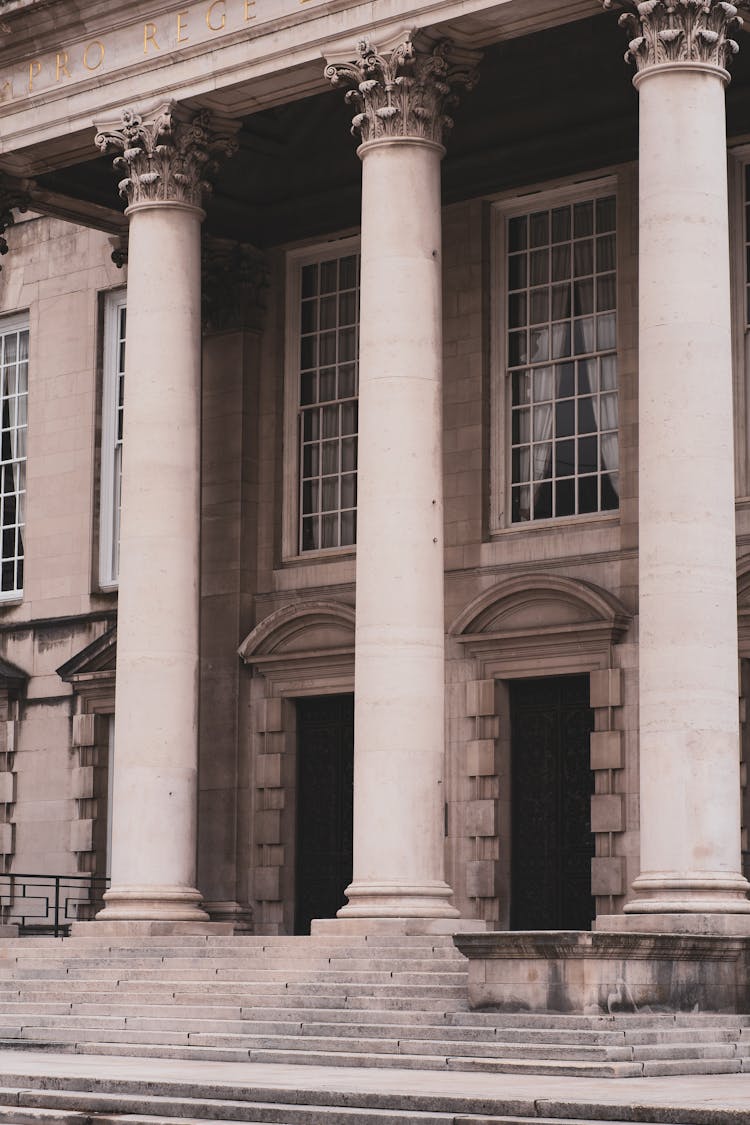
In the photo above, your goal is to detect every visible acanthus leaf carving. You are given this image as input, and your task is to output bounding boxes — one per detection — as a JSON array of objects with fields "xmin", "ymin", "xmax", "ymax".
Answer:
[
  {"xmin": 95, "ymin": 103, "xmax": 238, "ymax": 210},
  {"xmin": 603, "ymin": 0, "xmax": 747, "ymax": 72},
  {"xmin": 324, "ymin": 33, "xmax": 480, "ymax": 147}
]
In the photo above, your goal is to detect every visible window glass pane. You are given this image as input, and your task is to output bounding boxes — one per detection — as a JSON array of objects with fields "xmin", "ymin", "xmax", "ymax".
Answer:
[
  {"xmin": 506, "ymin": 194, "xmax": 618, "ymax": 524},
  {"xmin": 296, "ymin": 249, "xmax": 360, "ymax": 552},
  {"xmin": 0, "ymin": 324, "xmax": 28, "ymax": 596},
  {"xmin": 508, "ymin": 216, "xmax": 527, "ymax": 252}
]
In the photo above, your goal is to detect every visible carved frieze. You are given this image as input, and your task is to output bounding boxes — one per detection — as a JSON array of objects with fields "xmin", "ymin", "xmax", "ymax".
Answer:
[
  {"xmin": 202, "ymin": 237, "xmax": 270, "ymax": 333},
  {"xmin": 324, "ymin": 34, "xmax": 480, "ymax": 147},
  {"xmin": 603, "ymin": 0, "xmax": 746, "ymax": 72},
  {"xmin": 95, "ymin": 102, "xmax": 238, "ymax": 210}
]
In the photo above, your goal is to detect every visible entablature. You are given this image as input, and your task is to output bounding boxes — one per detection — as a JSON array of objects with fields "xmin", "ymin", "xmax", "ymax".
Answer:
[{"xmin": 0, "ymin": 0, "xmax": 600, "ymax": 174}]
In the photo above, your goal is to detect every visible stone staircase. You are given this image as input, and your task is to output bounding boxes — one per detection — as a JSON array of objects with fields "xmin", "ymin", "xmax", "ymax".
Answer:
[
  {"xmin": 0, "ymin": 935, "xmax": 745, "ymax": 1079},
  {"xmin": 0, "ymin": 1061, "xmax": 740, "ymax": 1125}
]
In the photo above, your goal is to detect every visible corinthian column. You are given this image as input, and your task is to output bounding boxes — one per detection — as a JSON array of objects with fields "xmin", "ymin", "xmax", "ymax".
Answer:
[
  {"xmin": 324, "ymin": 36, "xmax": 480, "ymax": 925},
  {"xmin": 604, "ymin": 0, "xmax": 750, "ymax": 921},
  {"xmin": 92, "ymin": 104, "xmax": 236, "ymax": 925}
]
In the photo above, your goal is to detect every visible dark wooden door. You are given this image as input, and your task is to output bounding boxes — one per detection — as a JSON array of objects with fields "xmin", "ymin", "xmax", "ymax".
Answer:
[
  {"xmin": 510, "ymin": 675, "xmax": 595, "ymax": 931},
  {"xmin": 295, "ymin": 694, "xmax": 354, "ymax": 934}
]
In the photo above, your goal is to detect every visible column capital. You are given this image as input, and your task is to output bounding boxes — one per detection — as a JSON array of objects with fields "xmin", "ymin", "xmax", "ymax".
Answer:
[
  {"xmin": 94, "ymin": 102, "xmax": 238, "ymax": 213},
  {"xmin": 324, "ymin": 32, "xmax": 480, "ymax": 149},
  {"xmin": 603, "ymin": 0, "xmax": 746, "ymax": 74},
  {"xmin": 201, "ymin": 237, "xmax": 270, "ymax": 334}
]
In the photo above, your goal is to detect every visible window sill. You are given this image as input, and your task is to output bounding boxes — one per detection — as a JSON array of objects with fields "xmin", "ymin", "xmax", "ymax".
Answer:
[
  {"xmin": 281, "ymin": 546, "xmax": 356, "ymax": 568},
  {"xmin": 489, "ymin": 510, "xmax": 620, "ymax": 539}
]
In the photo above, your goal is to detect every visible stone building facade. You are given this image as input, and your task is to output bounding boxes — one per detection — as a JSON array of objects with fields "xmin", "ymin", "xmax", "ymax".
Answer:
[{"xmin": 0, "ymin": 0, "xmax": 746, "ymax": 940}]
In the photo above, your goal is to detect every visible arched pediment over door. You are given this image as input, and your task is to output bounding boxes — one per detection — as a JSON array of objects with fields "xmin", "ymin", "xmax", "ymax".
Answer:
[
  {"xmin": 238, "ymin": 600, "xmax": 355, "ymax": 690},
  {"xmin": 450, "ymin": 573, "xmax": 631, "ymax": 679}
]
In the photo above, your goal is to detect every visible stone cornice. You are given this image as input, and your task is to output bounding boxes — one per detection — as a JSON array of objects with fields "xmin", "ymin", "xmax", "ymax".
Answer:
[
  {"xmin": 324, "ymin": 33, "xmax": 480, "ymax": 148},
  {"xmin": 94, "ymin": 102, "xmax": 238, "ymax": 212},
  {"xmin": 603, "ymin": 0, "xmax": 747, "ymax": 73}
]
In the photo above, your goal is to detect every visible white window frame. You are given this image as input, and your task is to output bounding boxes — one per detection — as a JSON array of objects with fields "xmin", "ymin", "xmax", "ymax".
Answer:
[
  {"xmin": 99, "ymin": 289, "xmax": 126, "ymax": 590},
  {"xmin": 282, "ymin": 235, "xmax": 360, "ymax": 561},
  {"xmin": 728, "ymin": 146, "xmax": 750, "ymax": 501},
  {"xmin": 490, "ymin": 174, "xmax": 621, "ymax": 533},
  {"xmin": 0, "ymin": 311, "xmax": 29, "ymax": 604}
]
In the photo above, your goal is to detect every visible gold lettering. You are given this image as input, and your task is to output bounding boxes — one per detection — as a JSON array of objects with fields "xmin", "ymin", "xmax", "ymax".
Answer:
[
  {"xmin": 28, "ymin": 59, "xmax": 41, "ymax": 92},
  {"xmin": 55, "ymin": 52, "xmax": 71, "ymax": 81},
  {"xmin": 206, "ymin": 0, "xmax": 226, "ymax": 31},
  {"xmin": 83, "ymin": 40, "xmax": 105, "ymax": 71},
  {"xmin": 244, "ymin": 0, "xmax": 256, "ymax": 18},
  {"xmin": 177, "ymin": 11, "xmax": 189, "ymax": 42},
  {"xmin": 144, "ymin": 22, "xmax": 160, "ymax": 54}
]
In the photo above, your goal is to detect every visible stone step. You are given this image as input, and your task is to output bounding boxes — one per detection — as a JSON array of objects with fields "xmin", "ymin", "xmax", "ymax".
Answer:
[
  {"xmin": 0, "ymin": 1069, "xmax": 740, "ymax": 1123},
  {"xmin": 0, "ymin": 959, "xmax": 463, "ymax": 975},
  {"xmin": 2, "ymin": 987, "xmax": 471, "ymax": 1012},
  {"xmin": 0, "ymin": 972, "xmax": 469, "ymax": 994}
]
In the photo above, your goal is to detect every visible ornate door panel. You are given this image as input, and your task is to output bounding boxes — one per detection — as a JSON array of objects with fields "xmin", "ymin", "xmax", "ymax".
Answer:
[
  {"xmin": 295, "ymin": 694, "xmax": 354, "ymax": 934},
  {"xmin": 510, "ymin": 675, "xmax": 594, "ymax": 931}
]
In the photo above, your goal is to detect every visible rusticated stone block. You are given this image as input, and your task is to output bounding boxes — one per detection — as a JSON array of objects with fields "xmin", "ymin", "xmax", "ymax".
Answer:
[
  {"xmin": 591, "ymin": 856, "xmax": 624, "ymax": 896},
  {"xmin": 591, "ymin": 794, "xmax": 625, "ymax": 833},
  {"xmin": 256, "ymin": 753, "xmax": 282, "ymax": 789},
  {"xmin": 254, "ymin": 866, "xmax": 281, "ymax": 901},
  {"xmin": 466, "ymin": 680, "xmax": 495, "ymax": 718},
  {"xmin": 466, "ymin": 799, "xmax": 497, "ymax": 838},
  {"xmin": 0, "ymin": 822, "xmax": 13, "ymax": 854},
  {"xmin": 70, "ymin": 818, "xmax": 93, "ymax": 853},
  {"xmin": 466, "ymin": 859, "xmax": 496, "ymax": 898},
  {"xmin": 590, "ymin": 731, "xmax": 623, "ymax": 771},
  {"xmin": 0, "ymin": 772, "xmax": 14, "ymax": 805},
  {"xmin": 590, "ymin": 669, "xmax": 622, "ymax": 709},
  {"xmin": 258, "ymin": 698, "xmax": 283, "ymax": 733},
  {"xmin": 72, "ymin": 714, "xmax": 96, "ymax": 748},
  {"xmin": 255, "ymin": 809, "xmax": 281, "ymax": 845},
  {"xmin": 466, "ymin": 740, "xmax": 496, "ymax": 777},
  {"xmin": 71, "ymin": 766, "xmax": 94, "ymax": 800}
]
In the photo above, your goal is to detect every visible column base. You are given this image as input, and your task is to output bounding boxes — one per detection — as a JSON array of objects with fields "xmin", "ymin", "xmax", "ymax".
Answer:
[
  {"xmin": 312, "ymin": 915, "xmax": 487, "ymax": 936},
  {"xmin": 202, "ymin": 900, "xmax": 254, "ymax": 932},
  {"xmin": 94, "ymin": 885, "xmax": 211, "ymax": 923},
  {"xmin": 337, "ymin": 880, "xmax": 461, "ymax": 921},
  {"xmin": 622, "ymin": 871, "xmax": 750, "ymax": 917}
]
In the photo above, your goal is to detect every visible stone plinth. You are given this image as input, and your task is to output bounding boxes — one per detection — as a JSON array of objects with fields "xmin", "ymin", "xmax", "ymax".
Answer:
[{"xmin": 454, "ymin": 931, "xmax": 750, "ymax": 1014}]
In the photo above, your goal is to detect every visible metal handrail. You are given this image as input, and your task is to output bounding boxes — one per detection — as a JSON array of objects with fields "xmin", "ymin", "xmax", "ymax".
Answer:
[{"xmin": 0, "ymin": 872, "xmax": 110, "ymax": 936}]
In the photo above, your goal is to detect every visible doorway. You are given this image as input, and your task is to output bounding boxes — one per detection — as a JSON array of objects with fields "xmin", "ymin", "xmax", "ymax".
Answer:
[
  {"xmin": 509, "ymin": 674, "xmax": 595, "ymax": 930},
  {"xmin": 294, "ymin": 693, "xmax": 354, "ymax": 934}
]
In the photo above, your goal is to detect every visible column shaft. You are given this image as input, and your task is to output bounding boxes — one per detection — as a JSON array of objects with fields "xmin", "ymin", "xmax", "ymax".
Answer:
[
  {"xmin": 629, "ymin": 63, "xmax": 749, "ymax": 913},
  {"xmin": 101, "ymin": 201, "xmax": 206, "ymax": 921},
  {"xmin": 339, "ymin": 138, "xmax": 457, "ymax": 919}
]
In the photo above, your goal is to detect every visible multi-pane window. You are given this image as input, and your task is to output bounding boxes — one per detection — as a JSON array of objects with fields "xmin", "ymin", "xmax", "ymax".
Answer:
[
  {"xmin": 507, "ymin": 194, "xmax": 619, "ymax": 523},
  {"xmin": 0, "ymin": 320, "xmax": 27, "ymax": 598},
  {"xmin": 100, "ymin": 291, "xmax": 126, "ymax": 587},
  {"xmin": 298, "ymin": 252, "xmax": 359, "ymax": 552}
]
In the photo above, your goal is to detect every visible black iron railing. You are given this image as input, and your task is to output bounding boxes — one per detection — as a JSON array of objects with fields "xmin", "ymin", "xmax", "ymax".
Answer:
[{"xmin": 0, "ymin": 873, "xmax": 110, "ymax": 936}]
